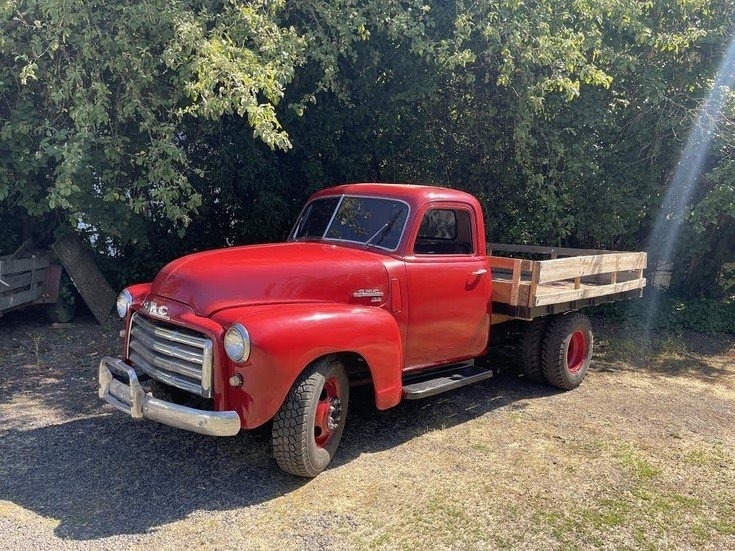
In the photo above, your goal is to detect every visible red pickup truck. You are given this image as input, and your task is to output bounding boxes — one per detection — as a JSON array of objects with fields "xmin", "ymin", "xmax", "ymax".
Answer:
[{"xmin": 99, "ymin": 183, "xmax": 646, "ymax": 476}]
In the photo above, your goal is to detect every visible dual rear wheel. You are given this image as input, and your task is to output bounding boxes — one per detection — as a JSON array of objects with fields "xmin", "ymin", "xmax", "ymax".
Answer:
[{"xmin": 519, "ymin": 312, "xmax": 593, "ymax": 390}]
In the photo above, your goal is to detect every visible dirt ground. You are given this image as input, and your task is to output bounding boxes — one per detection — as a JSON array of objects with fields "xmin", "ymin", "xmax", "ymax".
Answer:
[{"xmin": 0, "ymin": 308, "xmax": 733, "ymax": 550}]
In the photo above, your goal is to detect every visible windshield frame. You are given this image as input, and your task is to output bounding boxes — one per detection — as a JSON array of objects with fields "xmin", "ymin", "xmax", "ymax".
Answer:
[{"xmin": 288, "ymin": 194, "xmax": 412, "ymax": 252}]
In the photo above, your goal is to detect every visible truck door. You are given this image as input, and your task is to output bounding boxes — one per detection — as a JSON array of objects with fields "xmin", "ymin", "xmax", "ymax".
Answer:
[{"xmin": 404, "ymin": 204, "xmax": 491, "ymax": 369}]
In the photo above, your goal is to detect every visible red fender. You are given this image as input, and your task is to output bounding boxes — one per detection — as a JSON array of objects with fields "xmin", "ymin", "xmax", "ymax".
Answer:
[{"xmin": 212, "ymin": 303, "xmax": 404, "ymax": 428}]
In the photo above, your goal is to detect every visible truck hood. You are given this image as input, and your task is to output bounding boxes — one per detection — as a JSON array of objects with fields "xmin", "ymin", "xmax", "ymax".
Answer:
[{"xmin": 149, "ymin": 242, "xmax": 391, "ymax": 317}]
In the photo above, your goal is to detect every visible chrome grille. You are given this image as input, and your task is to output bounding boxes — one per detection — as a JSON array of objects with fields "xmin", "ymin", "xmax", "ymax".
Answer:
[{"xmin": 128, "ymin": 313, "xmax": 213, "ymax": 398}]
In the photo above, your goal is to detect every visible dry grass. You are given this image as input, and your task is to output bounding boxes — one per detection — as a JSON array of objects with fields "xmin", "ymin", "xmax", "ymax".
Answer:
[{"xmin": 0, "ymin": 312, "xmax": 733, "ymax": 550}]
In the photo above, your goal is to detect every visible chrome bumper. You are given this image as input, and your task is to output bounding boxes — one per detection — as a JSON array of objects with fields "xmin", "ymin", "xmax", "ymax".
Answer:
[{"xmin": 98, "ymin": 356, "xmax": 241, "ymax": 437}]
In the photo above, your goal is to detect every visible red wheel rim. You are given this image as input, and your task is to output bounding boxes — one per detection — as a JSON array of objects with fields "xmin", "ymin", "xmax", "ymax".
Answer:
[
  {"xmin": 314, "ymin": 377, "xmax": 342, "ymax": 448},
  {"xmin": 566, "ymin": 330, "xmax": 588, "ymax": 374}
]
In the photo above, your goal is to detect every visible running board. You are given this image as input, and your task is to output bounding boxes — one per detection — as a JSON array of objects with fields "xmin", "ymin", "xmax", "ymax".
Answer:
[{"xmin": 402, "ymin": 361, "xmax": 493, "ymax": 400}]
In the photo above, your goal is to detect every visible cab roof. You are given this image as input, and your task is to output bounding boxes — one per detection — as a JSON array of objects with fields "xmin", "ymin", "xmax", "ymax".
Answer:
[{"xmin": 310, "ymin": 183, "xmax": 479, "ymax": 208}]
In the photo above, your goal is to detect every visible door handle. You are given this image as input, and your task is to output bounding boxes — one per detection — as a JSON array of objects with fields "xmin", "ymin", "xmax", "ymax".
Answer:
[{"xmin": 471, "ymin": 269, "xmax": 488, "ymax": 276}]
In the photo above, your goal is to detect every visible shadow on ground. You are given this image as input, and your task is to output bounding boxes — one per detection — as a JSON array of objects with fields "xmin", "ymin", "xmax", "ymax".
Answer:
[
  {"xmin": 0, "ymin": 366, "xmax": 552, "ymax": 541},
  {"xmin": 0, "ymin": 309, "xmax": 596, "ymax": 541},
  {"xmin": 592, "ymin": 318, "xmax": 734, "ymax": 383},
  {"xmin": 0, "ymin": 309, "xmax": 120, "ymax": 417}
]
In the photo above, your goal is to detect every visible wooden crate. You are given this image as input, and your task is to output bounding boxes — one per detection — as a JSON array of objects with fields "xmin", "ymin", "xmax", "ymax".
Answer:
[
  {"xmin": 487, "ymin": 243, "xmax": 647, "ymax": 320},
  {"xmin": 0, "ymin": 254, "xmax": 52, "ymax": 314}
]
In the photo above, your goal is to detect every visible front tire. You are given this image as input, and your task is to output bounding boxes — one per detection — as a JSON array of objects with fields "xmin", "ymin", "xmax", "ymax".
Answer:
[
  {"xmin": 272, "ymin": 357, "xmax": 349, "ymax": 477},
  {"xmin": 541, "ymin": 312, "xmax": 593, "ymax": 390}
]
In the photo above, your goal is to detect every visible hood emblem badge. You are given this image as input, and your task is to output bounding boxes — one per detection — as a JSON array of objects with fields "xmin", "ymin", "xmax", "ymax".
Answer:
[
  {"xmin": 142, "ymin": 300, "xmax": 170, "ymax": 320},
  {"xmin": 353, "ymin": 289, "xmax": 384, "ymax": 303}
]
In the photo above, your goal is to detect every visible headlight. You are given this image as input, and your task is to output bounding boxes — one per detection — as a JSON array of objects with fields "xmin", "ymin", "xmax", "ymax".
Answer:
[
  {"xmin": 116, "ymin": 289, "xmax": 133, "ymax": 318},
  {"xmin": 224, "ymin": 323, "xmax": 251, "ymax": 363}
]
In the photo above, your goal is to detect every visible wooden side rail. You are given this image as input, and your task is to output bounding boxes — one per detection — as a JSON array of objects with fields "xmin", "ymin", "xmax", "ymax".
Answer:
[
  {"xmin": 487, "ymin": 244, "xmax": 647, "ymax": 311},
  {"xmin": 0, "ymin": 254, "xmax": 51, "ymax": 313}
]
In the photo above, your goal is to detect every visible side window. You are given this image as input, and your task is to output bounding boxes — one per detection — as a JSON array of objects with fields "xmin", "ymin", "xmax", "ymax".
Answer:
[
  {"xmin": 418, "ymin": 210, "xmax": 456, "ymax": 239},
  {"xmin": 414, "ymin": 209, "xmax": 474, "ymax": 255}
]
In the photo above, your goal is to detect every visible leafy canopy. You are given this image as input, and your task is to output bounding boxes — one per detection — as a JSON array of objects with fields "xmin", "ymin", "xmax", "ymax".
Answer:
[{"xmin": 1, "ymin": 0, "xmax": 733, "ymax": 298}]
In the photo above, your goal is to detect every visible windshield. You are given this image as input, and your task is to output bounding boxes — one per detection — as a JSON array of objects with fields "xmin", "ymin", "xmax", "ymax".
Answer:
[{"xmin": 289, "ymin": 195, "xmax": 410, "ymax": 251}]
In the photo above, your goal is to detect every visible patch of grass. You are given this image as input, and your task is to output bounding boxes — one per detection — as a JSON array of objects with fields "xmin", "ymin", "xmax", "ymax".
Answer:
[
  {"xmin": 616, "ymin": 444, "xmax": 660, "ymax": 479},
  {"xmin": 714, "ymin": 518, "xmax": 735, "ymax": 535},
  {"xmin": 470, "ymin": 442, "xmax": 492, "ymax": 453},
  {"xmin": 631, "ymin": 488, "xmax": 703, "ymax": 517},
  {"xmin": 531, "ymin": 485, "xmax": 725, "ymax": 548},
  {"xmin": 595, "ymin": 333, "xmax": 651, "ymax": 364},
  {"xmin": 580, "ymin": 498, "xmax": 629, "ymax": 528},
  {"xmin": 367, "ymin": 532, "xmax": 393, "ymax": 549},
  {"xmin": 683, "ymin": 442, "xmax": 730, "ymax": 468},
  {"xmin": 524, "ymin": 439, "xmax": 735, "ymax": 548}
]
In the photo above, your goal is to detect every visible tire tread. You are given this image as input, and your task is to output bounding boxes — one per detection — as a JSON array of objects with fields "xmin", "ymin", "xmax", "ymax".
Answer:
[
  {"xmin": 518, "ymin": 317, "xmax": 549, "ymax": 384},
  {"xmin": 272, "ymin": 358, "xmax": 348, "ymax": 477},
  {"xmin": 541, "ymin": 312, "xmax": 593, "ymax": 390}
]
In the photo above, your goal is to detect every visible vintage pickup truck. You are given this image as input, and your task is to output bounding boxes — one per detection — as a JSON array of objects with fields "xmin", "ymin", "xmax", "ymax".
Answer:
[{"xmin": 99, "ymin": 183, "xmax": 646, "ymax": 476}]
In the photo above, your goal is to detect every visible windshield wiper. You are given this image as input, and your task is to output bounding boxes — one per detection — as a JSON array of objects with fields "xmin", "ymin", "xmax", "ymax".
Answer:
[{"xmin": 365, "ymin": 209, "xmax": 404, "ymax": 248}]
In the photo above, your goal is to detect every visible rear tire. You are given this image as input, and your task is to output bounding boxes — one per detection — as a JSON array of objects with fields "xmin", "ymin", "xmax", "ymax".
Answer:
[
  {"xmin": 518, "ymin": 317, "xmax": 550, "ymax": 383},
  {"xmin": 272, "ymin": 357, "xmax": 349, "ymax": 477},
  {"xmin": 541, "ymin": 312, "xmax": 593, "ymax": 390},
  {"xmin": 44, "ymin": 272, "xmax": 77, "ymax": 323}
]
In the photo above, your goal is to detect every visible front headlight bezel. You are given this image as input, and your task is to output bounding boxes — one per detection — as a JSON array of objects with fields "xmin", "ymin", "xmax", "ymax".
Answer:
[
  {"xmin": 224, "ymin": 323, "xmax": 251, "ymax": 364},
  {"xmin": 116, "ymin": 289, "xmax": 133, "ymax": 319}
]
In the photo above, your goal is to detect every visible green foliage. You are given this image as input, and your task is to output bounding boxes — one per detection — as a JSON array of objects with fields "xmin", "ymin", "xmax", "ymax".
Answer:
[
  {"xmin": 0, "ymin": 0, "xmax": 201, "ymax": 243},
  {"xmin": 671, "ymin": 135, "xmax": 735, "ymax": 299},
  {"xmin": 0, "ymin": 0, "xmax": 733, "ymax": 300},
  {"xmin": 592, "ymin": 290, "xmax": 735, "ymax": 334}
]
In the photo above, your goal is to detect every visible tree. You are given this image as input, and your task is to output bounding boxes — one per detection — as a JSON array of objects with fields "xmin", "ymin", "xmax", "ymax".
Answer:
[{"xmin": 1, "ymin": 1, "xmax": 733, "ymax": 298}]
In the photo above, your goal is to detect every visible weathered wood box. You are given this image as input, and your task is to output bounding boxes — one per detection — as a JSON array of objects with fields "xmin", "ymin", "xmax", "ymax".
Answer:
[
  {"xmin": 0, "ymin": 253, "xmax": 61, "ymax": 316},
  {"xmin": 488, "ymin": 243, "xmax": 647, "ymax": 320}
]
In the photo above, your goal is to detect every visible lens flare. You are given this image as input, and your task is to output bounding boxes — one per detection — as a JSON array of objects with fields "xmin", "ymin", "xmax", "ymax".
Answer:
[{"xmin": 645, "ymin": 34, "xmax": 735, "ymax": 329}]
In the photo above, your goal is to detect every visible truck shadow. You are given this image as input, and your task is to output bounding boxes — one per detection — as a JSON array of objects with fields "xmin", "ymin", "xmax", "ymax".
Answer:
[
  {"xmin": 336, "ymin": 368, "xmax": 554, "ymax": 463},
  {"xmin": 0, "ymin": 370, "xmax": 554, "ymax": 541}
]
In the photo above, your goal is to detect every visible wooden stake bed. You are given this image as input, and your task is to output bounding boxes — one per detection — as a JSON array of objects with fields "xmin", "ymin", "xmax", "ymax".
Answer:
[
  {"xmin": 487, "ymin": 243, "xmax": 647, "ymax": 321},
  {"xmin": 0, "ymin": 254, "xmax": 56, "ymax": 315}
]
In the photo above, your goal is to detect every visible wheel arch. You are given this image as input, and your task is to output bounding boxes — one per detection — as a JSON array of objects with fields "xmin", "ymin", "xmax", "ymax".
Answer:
[{"xmin": 211, "ymin": 303, "xmax": 404, "ymax": 428}]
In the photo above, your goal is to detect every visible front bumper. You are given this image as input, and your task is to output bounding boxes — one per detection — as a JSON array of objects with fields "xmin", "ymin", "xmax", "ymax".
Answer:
[{"xmin": 98, "ymin": 356, "xmax": 241, "ymax": 437}]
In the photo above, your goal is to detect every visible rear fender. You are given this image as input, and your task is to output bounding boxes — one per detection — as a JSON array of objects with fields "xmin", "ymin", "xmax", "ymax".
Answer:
[{"xmin": 212, "ymin": 303, "xmax": 403, "ymax": 428}]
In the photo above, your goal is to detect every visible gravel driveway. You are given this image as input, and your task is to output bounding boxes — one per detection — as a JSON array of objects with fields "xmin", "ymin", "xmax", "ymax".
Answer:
[{"xmin": 1, "ymin": 309, "xmax": 734, "ymax": 550}]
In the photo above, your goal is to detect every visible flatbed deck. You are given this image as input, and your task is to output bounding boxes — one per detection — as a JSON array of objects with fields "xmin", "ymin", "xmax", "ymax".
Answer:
[{"xmin": 487, "ymin": 243, "xmax": 647, "ymax": 321}]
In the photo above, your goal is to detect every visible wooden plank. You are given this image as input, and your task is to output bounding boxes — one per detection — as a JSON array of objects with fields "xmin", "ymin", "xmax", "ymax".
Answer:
[
  {"xmin": 510, "ymin": 261, "xmax": 521, "ymax": 306},
  {"xmin": 489, "ymin": 256, "xmax": 533, "ymax": 307},
  {"xmin": 52, "ymin": 234, "xmax": 116, "ymax": 324},
  {"xmin": 488, "ymin": 255, "xmax": 534, "ymax": 272},
  {"xmin": 491, "ymin": 280, "xmax": 515, "ymax": 305},
  {"xmin": 518, "ymin": 284, "xmax": 531, "ymax": 307},
  {"xmin": 529, "ymin": 261, "xmax": 540, "ymax": 307},
  {"xmin": 0, "ymin": 255, "xmax": 50, "ymax": 276},
  {"xmin": 490, "ymin": 314, "xmax": 514, "ymax": 325},
  {"xmin": 533, "ymin": 278, "xmax": 647, "ymax": 307},
  {"xmin": 38, "ymin": 264, "xmax": 62, "ymax": 304},
  {"xmin": 535, "ymin": 252, "xmax": 647, "ymax": 284},
  {"xmin": 0, "ymin": 272, "xmax": 34, "ymax": 293},
  {"xmin": 492, "ymin": 287, "xmax": 645, "ymax": 320},
  {"xmin": 487, "ymin": 243, "xmax": 612, "ymax": 256},
  {"xmin": 0, "ymin": 282, "xmax": 43, "ymax": 311}
]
